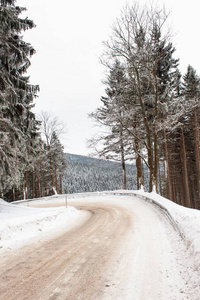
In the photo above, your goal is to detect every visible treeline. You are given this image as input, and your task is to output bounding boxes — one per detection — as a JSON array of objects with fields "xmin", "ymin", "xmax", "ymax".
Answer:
[
  {"xmin": 89, "ymin": 3, "xmax": 200, "ymax": 209},
  {"xmin": 0, "ymin": 0, "xmax": 66, "ymax": 201},
  {"xmin": 63, "ymin": 153, "xmax": 143, "ymax": 193}
]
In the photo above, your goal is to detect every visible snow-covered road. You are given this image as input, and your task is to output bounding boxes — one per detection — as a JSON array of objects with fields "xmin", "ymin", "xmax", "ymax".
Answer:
[{"xmin": 0, "ymin": 194, "xmax": 199, "ymax": 299}]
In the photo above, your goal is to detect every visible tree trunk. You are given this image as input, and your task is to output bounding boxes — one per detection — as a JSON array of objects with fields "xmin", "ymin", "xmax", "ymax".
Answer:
[
  {"xmin": 181, "ymin": 126, "xmax": 191, "ymax": 208},
  {"xmin": 134, "ymin": 130, "xmax": 144, "ymax": 190},
  {"xmin": 55, "ymin": 168, "xmax": 58, "ymax": 193},
  {"xmin": 193, "ymin": 108, "xmax": 200, "ymax": 208},
  {"xmin": 32, "ymin": 171, "xmax": 35, "ymax": 199},
  {"xmin": 148, "ymin": 150, "xmax": 154, "ymax": 193},
  {"xmin": 153, "ymin": 132, "xmax": 158, "ymax": 192},
  {"xmin": 136, "ymin": 155, "xmax": 144, "ymax": 190},
  {"xmin": 60, "ymin": 174, "xmax": 63, "ymax": 194},
  {"xmin": 120, "ymin": 132, "xmax": 127, "ymax": 190},
  {"xmin": 135, "ymin": 68, "xmax": 153, "ymax": 192},
  {"xmin": 12, "ymin": 187, "xmax": 15, "ymax": 202},
  {"xmin": 153, "ymin": 73, "xmax": 159, "ymax": 193},
  {"xmin": 23, "ymin": 172, "xmax": 28, "ymax": 200},
  {"xmin": 163, "ymin": 130, "xmax": 173, "ymax": 200},
  {"xmin": 51, "ymin": 173, "xmax": 57, "ymax": 195},
  {"xmin": 122, "ymin": 159, "xmax": 127, "ymax": 190}
]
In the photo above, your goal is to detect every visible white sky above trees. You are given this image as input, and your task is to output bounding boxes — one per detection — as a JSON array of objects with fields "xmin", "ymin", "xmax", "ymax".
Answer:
[{"xmin": 16, "ymin": 0, "xmax": 200, "ymax": 155}]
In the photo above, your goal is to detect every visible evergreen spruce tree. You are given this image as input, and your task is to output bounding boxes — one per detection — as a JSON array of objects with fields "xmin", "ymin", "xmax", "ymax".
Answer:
[
  {"xmin": 182, "ymin": 65, "xmax": 200, "ymax": 99},
  {"xmin": 0, "ymin": 0, "xmax": 39, "ymax": 199},
  {"xmin": 89, "ymin": 60, "xmax": 130, "ymax": 189}
]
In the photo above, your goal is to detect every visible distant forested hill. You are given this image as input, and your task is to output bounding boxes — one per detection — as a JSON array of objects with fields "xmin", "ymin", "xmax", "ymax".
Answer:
[{"xmin": 63, "ymin": 153, "xmax": 138, "ymax": 194}]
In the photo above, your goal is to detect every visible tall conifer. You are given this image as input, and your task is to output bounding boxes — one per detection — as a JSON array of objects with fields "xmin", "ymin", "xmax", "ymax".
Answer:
[{"xmin": 0, "ymin": 0, "xmax": 39, "ymax": 197}]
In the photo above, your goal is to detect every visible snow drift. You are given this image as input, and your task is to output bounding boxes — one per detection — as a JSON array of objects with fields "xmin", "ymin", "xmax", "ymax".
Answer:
[
  {"xmin": 0, "ymin": 198, "xmax": 80, "ymax": 250},
  {"xmin": 115, "ymin": 190, "xmax": 200, "ymax": 275}
]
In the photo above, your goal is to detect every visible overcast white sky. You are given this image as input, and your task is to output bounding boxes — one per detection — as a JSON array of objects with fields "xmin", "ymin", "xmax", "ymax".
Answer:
[{"xmin": 16, "ymin": 0, "xmax": 200, "ymax": 156}]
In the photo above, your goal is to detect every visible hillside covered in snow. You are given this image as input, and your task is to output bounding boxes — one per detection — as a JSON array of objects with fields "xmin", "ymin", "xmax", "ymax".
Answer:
[{"xmin": 63, "ymin": 153, "xmax": 148, "ymax": 193}]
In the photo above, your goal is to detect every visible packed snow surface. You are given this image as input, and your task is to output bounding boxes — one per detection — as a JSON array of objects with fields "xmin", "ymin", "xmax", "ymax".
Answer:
[
  {"xmin": 0, "ymin": 190, "xmax": 200, "ymax": 298},
  {"xmin": 131, "ymin": 190, "xmax": 200, "ymax": 272},
  {"xmin": 1, "ymin": 190, "xmax": 200, "ymax": 266}
]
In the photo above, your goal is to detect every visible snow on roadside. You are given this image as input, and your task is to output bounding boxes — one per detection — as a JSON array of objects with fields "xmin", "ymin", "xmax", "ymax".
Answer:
[
  {"xmin": 112, "ymin": 189, "xmax": 200, "ymax": 276},
  {"xmin": 67, "ymin": 189, "xmax": 200, "ymax": 276},
  {"xmin": 1, "ymin": 190, "xmax": 200, "ymax": 278},
  {"xmin": 0, "ymin": 198, "xmax": 80, "ymax": 251}
]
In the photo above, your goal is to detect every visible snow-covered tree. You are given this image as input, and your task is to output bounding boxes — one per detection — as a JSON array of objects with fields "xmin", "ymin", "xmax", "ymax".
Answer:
[
  {"xmin": 89, "ymin": 60, "xmax": 132, "ymax": 189},
  {"xmin": 0, "ymin": 0, "xmax": 39, "ymax": 198},
  {"xmin": 38, "ymin": 112, "xmax": 67, "ymax": 195},
  {"xmin": 97, "ymin": 2, "xmax": 179, "ymax": 192},
  {"xmin": 160, "ymin": 65, "xmax": 200, "ymax": 208},
  {"xmin": 49, "ymin": 131, "xmax": 67, "ymax": 194}
]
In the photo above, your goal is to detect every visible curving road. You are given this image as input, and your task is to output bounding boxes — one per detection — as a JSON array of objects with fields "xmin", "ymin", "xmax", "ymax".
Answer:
[{"xmin": 0, "ymin": 195, "xmax": 195, "ymax": 299}]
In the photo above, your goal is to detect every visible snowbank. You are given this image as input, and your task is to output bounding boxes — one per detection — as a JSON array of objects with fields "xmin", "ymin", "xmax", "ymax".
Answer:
[
  {"xmin": 0, "ymin": 198, "xmax": 80, "ymax": 250},
  {"xmin": 66, "ymin": 189, "xmax": 200, "ymax": 274},
  {"xmin": 110, "ymin": 190, "xmax": 200, "ymax": 274}
]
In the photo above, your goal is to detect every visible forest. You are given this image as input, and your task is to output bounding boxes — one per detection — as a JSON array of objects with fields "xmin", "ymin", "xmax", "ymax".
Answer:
[
  {"xmin": 0, "ymin": 1, "xmax": 199, "ymax": 209},
  {"xmin": 89, "ymin": 4, "xmax": 200, "ymax": 209},
  {"xmin": 63, "ymin": 153, "xmax": 148, "ymax": 193},
  {"xmin": 0, "ymin": 0, "xmax": 66, "ymax": 201}
]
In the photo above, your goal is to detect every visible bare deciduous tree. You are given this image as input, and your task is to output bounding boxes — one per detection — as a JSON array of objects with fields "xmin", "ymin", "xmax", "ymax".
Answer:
[{"xmin": 38, "ymin": 111, "xmax": 67, "ymax": 194}]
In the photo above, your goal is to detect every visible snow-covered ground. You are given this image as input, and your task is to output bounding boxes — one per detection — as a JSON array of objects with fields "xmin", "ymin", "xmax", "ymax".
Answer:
[
  {"xmin": 0, "ymin": 196, "xmax": 81, "ymax": 250},
  {"xmin": 127, "ymin": 190, "xmax": 200, "ymax": 273},
  {"xmin": 0, "ymin": 190, "xmax": 200, "ymax": 297},
  {"xmin": 1, "ymin": 190, "xmax": 200, "ymax": 265}
]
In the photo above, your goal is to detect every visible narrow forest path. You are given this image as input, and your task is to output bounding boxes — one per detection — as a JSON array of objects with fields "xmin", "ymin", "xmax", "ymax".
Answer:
[{"xmin": 0, "ymin": 195, "xmax": 196, "ymax": 299}]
